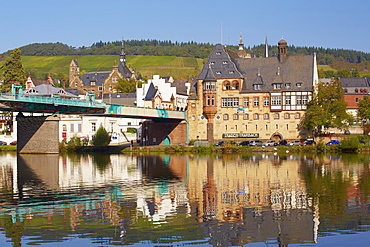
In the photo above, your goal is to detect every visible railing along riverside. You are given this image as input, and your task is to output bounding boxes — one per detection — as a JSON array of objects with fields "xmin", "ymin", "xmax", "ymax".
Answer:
[{"xmin": 0, "ymin": 93, "xmax": 106, "ymax": 109}]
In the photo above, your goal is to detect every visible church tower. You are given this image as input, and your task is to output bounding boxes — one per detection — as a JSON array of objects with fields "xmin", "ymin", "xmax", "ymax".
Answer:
[
  {"xmin": 278, "ymin": 38, "xmax": 288, "ymax": 62},
  {"xmin": 237, "ymin": 33, "xmax": 251, "ymax": 58},
  {"xmin": 69, "ymin": 59, "xmax": 80, "ymax": 87}
]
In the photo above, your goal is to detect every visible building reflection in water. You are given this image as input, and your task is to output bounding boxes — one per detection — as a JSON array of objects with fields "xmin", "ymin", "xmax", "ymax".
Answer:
[{"xmin": 0, "ymin": 153, "xmax": 368, "ymax": 246}]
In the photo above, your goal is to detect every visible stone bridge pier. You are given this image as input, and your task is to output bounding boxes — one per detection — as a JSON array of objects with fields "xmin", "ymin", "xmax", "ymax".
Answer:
[{"xmin": 16, "ymin": 113, "xmax": 60, "ymax": 153}]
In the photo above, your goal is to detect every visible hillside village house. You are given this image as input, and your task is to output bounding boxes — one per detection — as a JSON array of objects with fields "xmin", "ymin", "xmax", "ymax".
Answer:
[
  {"xmin": 69, "ymin": 41, "xmax": 135, "ymax": 99},
  {"xmin": 187, "ymin": 38, "xmax": 319, "ymax": 143}
]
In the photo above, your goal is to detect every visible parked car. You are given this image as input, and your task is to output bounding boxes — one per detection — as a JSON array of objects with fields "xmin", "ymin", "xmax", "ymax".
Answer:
[
  {"xmin": 215, "ymin": 141, "xmax": 236, "ymax": 146},
  {"xmin": 286, "ymin": 140, "xmax": 302, "ymax": 146},
  {"xmin": 248, "ymin": 140, "xmax": 264, "ymax": 147},
  {"xmin": 264, "ymin": 140, "xmax": 277, "ymax": 146},
  {"xmin": 9, "ymin": 141, "xmax": 17, "ymax": 145},
  {"xmin": 304, "ymin": 140, "xmax": 316, "ymax": 145},
  {"xmin": 326, "ymin": 140, "xmax": 340, "ymax": 145},
  {"xmin": 274, "ymin": 140, "xmax": 288, "ymax": 146},
  {"xmin": 239, "ymin": 141, "xmax": 250, "ymax": 146},
  {"xmin": 0, "ymin": 141, "xmax": 7, "ymax": 145}
]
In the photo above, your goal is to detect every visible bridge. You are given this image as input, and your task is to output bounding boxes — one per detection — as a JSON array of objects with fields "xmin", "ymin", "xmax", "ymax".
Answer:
[
  {"xmin": 0, "ymin": 88, "xmax": 187, "ymax": 153},
  {"xmin": 0, "ymin": 93, "xmax": 186, "ymax": 120}
]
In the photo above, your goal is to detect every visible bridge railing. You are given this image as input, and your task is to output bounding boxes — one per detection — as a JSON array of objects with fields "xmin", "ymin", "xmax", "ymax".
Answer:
[{"xmin": 0, "ymin": 93, "xmax": 106, "ymax": 109}]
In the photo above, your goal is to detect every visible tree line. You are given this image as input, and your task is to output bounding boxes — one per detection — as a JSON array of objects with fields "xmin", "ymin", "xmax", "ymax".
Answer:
[{"xmin": 2, "ymin": 39, "xmax": 370, "ymax": 67}]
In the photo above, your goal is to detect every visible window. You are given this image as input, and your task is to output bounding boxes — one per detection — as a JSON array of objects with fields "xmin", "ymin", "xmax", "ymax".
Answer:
[
  {"xmin": 216, "ymin": 71, "xmax": 221, "ymax": 74},
  {"xmin": 75, "ymin": 82, "xmax": 78, "ymax": 87},
  {"xmin": 224, "ymin": 81, "xmax": 231, "ymax": 90},
  {"xmin": 112, "ymin": 77, "xmax": 118, "ymax": 82},
  {"xmin": 216, "ymin": 52, "xmax": 221, "ymax": 55},
  {"xmin": 206, "ymin": 96, "xmax": 211, "ymax": 106},
  {"xmin": 223, "ymin": 61, "xmax": 228, "ymax": 64},
  {"xmin": 264, "ymin": 97, "xmax": 269, "ymax": 106},
  {"xmin": 210, "ymin": 61, "xmax": 215, "ymax": 65},
  {"xmin": 296, "ymin": 95, "xmax": 302, "ymax": 105},
  {"xmin": 222, "ymin": 98, "xmax": 239, "ymax": 107},
  {"xmin": 254, "ymin": 113, "xmax": 259, "ymax": 120},
  {"xmin": 91, "ymin": 81, "xmax": 96, "ymax": 86},
  {"xmin": 296, "ymin": 82, "xmax": 302, "ymax": 88},
  {"xmin": 233, "ymin": 114, "xmax": 239, "ymax": 120},
  {"xmin": 302, "ymin": 95, "xmax": 308, "ymax": 105},
  {"xmin": 264, "ymin": 113, "xmax": 269, "ymax": 119},
  {"xmin": 229, "ymin": 71, "xmax": 234, "ymax": 74},
  {"xmin": 243, "ymin": 97, "xmax": 249, "ymax": 107},
  {"xmin": 285, "ymin": 96, "xmax": 291, "ymax": 105},
  {"xmin": 223, "ymin": 114, "xmax": 229, "ymax": 120},
  {"xmin": 274, "ymin": 113, "xmax": 280, "ymax": 119},
  {"xmin": 271, "ymin": 96, "xmax": 281, "ymax": 105},
  {"xmin": 205, "ymin": 82, "xmax": 211, "ymax": 90},
  {"xmin": 91, "ymin": 122, "xmax": 97, "ymax": 132},
  {"xmin": 295, "ymin": 113, "xmax": 301, "ymax": 119},
  {"xmin": 254, "ymin": 97, "xmax": 259, "ymax": 107},
  {"xmin": 285, "ymin": 83, "xmax": 291, "ymax": 89},
  {"xmin": 211, "ymin": 96, "xmax": 215, "ymax": 106},
  {"xmin": 253, "ymin": 84, "xmax": 261, "ymax": 90},
  {"xmin": 98, "ymin": 86, "xmax": 103, "ymax": 91},
  {"xmin": 356, "ymin": 98, "xmax": 359, "ymax": 103},
  {"xmin": 284, "ymin": 113, "xmax": 290, "ymax": 119},
  {"xmin": 243, "ymin": 114, "xmax": 249, "ymax": 120},
  {"xmin": 70, "ymin": 124, "xmax": 74, "ymax": 133},
  {"xmin": 78, "ymin": 124, "xmax": 82, "ymax": 132},
  {"xmin": 273, "ymin": 83, "xmax": 282, "ymax": 89},
  {"xmin": 62, "ymin": 124, "xmax": 67, "ymax": 131},
  {"xmin": 232, "ymin": 80, "xmax": 239, "ymax": 90}
]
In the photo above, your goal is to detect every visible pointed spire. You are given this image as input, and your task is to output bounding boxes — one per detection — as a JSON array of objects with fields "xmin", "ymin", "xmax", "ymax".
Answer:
[
  {"xmin": 265, "ymin": 36, "xmax": 269, "ymax": 57},
  {"xmin": 238, "ymin": 33, "xmax": 244, "ymax": 51},
  {"xmin": 120, "ymin": 38, "xmax": 126, "ymax": 65}
]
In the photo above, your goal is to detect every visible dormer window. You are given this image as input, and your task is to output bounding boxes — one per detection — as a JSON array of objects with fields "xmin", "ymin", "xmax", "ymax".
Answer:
[
  {"xmin": 285, "ymin": 83, "xmax": 291, "ymax": 89},
  {"xmin": 216, "ymin": 71, "xmax": 221, "ymax": 74},
  {"xmin": 229, "ymin": 71, "xmax": 234, "ymax": 74},
  {"xmin": 223, "ymin": 61, "xmax": 228, "ymax": 64},
  {"xmin": 296, "ymin": 82, "xmax": 302, "ymax": 88},
  {"xmin": 253, "ymin": 84, "xmax": 261, "ymax": 90},
  {"xmin": 216, "ymin": 52, "xmax": 221, "ymax": 55},
  {"xmin": 210, "ymin": 61, "xmax": 215, "ymax": 65},
  {"xmin": 91, "ymin": 81, "xmax": 96, "ymax": 86},
  {"xmin": 273, "ymin": 83, "xmax": 282, "ymax": 89}
]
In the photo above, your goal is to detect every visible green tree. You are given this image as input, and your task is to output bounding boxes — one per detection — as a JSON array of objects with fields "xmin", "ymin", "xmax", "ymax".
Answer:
[
  {"xmin": 301, "ymin": 79, "xmax": 353, "ymax": 135},
  {"xmin": 114, "ymin": 78, "xmax": 142, "ymax": 93},
  {"xmin": 357, "ymin": 95, "xmax": 370, "ymax": 121},
  {"xmin": 92, "ymin": 124, "xmax": 111, "ymax": 146},
  {"xmin": 0, "ymin": 48, "xmax": 26, "ymax": 92}
]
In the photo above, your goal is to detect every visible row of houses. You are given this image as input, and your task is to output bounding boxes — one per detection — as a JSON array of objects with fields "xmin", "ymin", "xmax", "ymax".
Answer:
[{"xmin": 1, "ymin": 37, "xmax": 369, "ymax": 145}]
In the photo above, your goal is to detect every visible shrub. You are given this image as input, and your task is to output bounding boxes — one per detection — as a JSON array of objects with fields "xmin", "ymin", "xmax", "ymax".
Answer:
[
  {"xmin": 66, "ymin": 136, "xmax": 81, "ymax": 151},
  {"xmin": 339, "ymin": 136, "xmax": 361, "ymax": 152},
  {"xmin": 127, "ymin": 127, "xmax": 137, "ymax": 133},
  {"xmin": 92, "ymin": 124, "xmax": 111, "ymax": 146}
]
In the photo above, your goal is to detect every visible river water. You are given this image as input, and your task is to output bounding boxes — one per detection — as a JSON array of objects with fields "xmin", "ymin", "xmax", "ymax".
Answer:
[{"xmin": 0, "ymin": 152, "xmax": 369, "ymax": 246}]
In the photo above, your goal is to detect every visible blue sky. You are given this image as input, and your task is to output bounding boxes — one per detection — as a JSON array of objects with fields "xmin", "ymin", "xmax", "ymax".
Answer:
[{"xmin": 1, "ymin": 0, "xmax": 369, "ymax": 53}]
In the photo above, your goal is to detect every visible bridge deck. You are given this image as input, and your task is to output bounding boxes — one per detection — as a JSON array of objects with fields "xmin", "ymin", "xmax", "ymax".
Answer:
[{"xmin": 0, "ymin": 94, "xmax": 186, "ymax": 120}]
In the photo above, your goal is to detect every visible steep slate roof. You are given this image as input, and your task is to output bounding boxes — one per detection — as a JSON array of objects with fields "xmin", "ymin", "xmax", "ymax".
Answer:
[
  {"xmin": 118, "ymin": 63, "xmax": 133, "ymax": 79},
  {"xmin": 102, "ymin": 93, "xmax": 136, "ymax": 105},
  {"xmin": 340, "ymin": 78, "xmax": 370, "ymax": 87},
  {"xmin": 172, "ymin": 80, "xmax": 189, "ymax": 96},
  {"xmin": 23, "ymin": 84, "xmax": 78, "ymax": 98},
  {"xmin": 144, "ymin": 82, "xmax": 158, "ymax": 100},
  {"xmin": 197, "ymin": 43, "xmax": 314, "ymax": 93},
  {"xmin": 80, "ymin": 71, "xmax": 111, "ymax": 86},
  {"xmin": 198, "ymin": 44, "xmax": 243, "ymax": 80},
  {"xmin": 235, "ymin": 55, "xmax": 314, "ymax": 92}
]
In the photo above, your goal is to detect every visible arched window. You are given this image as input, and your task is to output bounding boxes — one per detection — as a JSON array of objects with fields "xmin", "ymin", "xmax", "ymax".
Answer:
[
  {"xmin": 224, "ymin": 81, "xmax": 231, "ymax": 90},
  {"xmin": 232, "ymin": 80, "xmax": 239, "ymax": 90}
]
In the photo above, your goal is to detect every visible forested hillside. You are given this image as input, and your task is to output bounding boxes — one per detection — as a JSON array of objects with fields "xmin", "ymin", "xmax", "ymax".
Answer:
[{"xmin": 1, "ymin": 39, "xmax": 370, "ymax": 81}]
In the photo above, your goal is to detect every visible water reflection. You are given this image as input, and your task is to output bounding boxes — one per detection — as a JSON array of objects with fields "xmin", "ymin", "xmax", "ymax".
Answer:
[{"xmin": 0, "ymin": 152, "xmax": 369, "ymax": 246}]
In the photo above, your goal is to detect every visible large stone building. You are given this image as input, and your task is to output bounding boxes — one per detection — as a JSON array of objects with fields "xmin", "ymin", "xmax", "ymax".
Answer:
[
  {"xmin": 69, "ymin": 41, "xmax": 135, "ymax": 98},
  {"xmin": 187, "ymin": 38, "xmax": 318, "ymax": 143}
]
